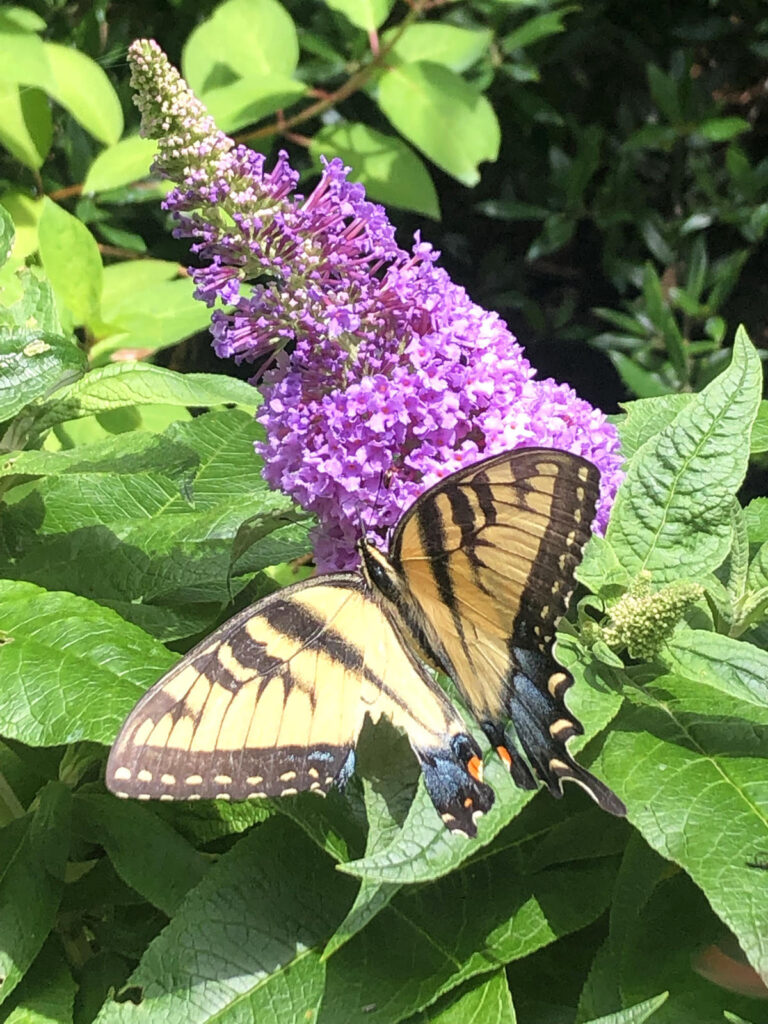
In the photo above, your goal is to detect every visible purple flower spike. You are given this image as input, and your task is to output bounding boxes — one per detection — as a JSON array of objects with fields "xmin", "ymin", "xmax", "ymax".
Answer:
[{"xmin": 128, "ymin": 40, "xmax": 624, "ymax": 571}]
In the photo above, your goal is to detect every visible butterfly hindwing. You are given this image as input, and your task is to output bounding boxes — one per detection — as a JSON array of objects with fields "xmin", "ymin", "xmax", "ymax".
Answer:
[
  {"xmin": 386, "ymin": 447, "xmax": 625, "ymax": 816},
  {"xmin": 107, "ymin": 575, "xmax": 494, "ymax": 835}
]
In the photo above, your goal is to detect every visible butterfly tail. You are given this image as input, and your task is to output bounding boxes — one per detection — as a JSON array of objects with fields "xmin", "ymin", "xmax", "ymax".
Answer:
[
  {"xmin": 481, "ymin": 722, "xmax": 538, "ymax": 792},
  {"xmin": 505, "ymin": 664, "xmax": 626, "ymax": 817},
  {"xmin": 415, "ymin": 733, "xmax": 495, "ymax": 837}
]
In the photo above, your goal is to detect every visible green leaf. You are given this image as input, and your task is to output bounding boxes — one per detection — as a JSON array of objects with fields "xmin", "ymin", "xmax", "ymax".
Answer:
[
  {"xmin": 0, "ymin": 783, "xmax": 71, "ymax": 1006},
  {"xmin": 606, "ymin": 327, "xmax": 763, "ymax": 583},
  {"xmin": 0, "ymin": 581, "xmax": 175, "ymax": 746},
  {"xmin": 31, "ymin": 363, "xmax": 260, "ymax": 434},
  {"xmin": 744, "ymin": 498, "xmax": 768, "ymax": 543},
  {"xmin": 583, "ymin": 992, "xmax": 669, "ymax": 1024},
  {"xmin": 73, "ymin": 794, "xmax": 208, "ymax": 916},
  {"xmin": 0, "ymin": 204, "xmax": 14, "ymax": 266},
  {"xmin": 82, "ymin": 136, "xmax": 158, "ymax": 194},
  {"xmin": 751, "ymin": 400, "xmax": 768, "ymax": 453},
  {"xmin": 324, "ymin": 0, "xmax": 395, "ymax": 32},
  {"xmin": 99, "ymin": 260, "xmax": 180, "ymax": 305},
  {"xmin": 695, "ymin": 117, "xmax": 751, "ymax": 143},
  {"xmin": 501, "ymin": 8, "xmax": 575, "ymax": 52},
  {"xmin": 182, "ymin": 0, "xmax": 299, "ymax": 96},
  {"xmin": 2, "ymin": 411, "xmax": 297, "ymax": 633},
  {"xmin": 578, "ymin": 836, "xmax": 766, "ymax": 1022},
  {"xmin": 747, "ymin": 540, "xmax": 768, "ymax": 595},
  {"xmin": 646, "ymin": 64, "xmax": 681, "ymax": 124},
  {"xmin": 38, "ymin": 199, "xmax": 102, "ymax": 327},
  {"xmin": 92, "ymin": 276, "xmax": 213, "ymax": 363},
  {"xmin": 322, "ymin": 726, "xmax": 419, "ymax": 959},
  {"xmin": 43, "ymin": 43, "xmax": 123, "ymax": 145},
  {"xmin": 311, "ymin": 123, "xmax": 439, "ymax": 219},
  {"xmin": 200, "ymin": 75, "xmax": 307, "ymax": 134},
  {"xmin": 0, "ymin": 28, "xmax": 54, "ymax": 90},
  {"xmin": 660, "ymin": 629, "xmax": 768, "ymax": 708},
  {"xmin": 71, "ymin": 952, "xmax": 130, "ymax": 1024},
  {"xmin": 342, "ymin": 757, "xmax": 529, "ymax": 884},
  {"xmin": 617, "ymin": 394, "xmax": 693, "ymax": 458},
  {"xmin": 0, "ymin": 82, "xmax": 52, "ymax": 170},
  {"xmin": 0, "ymin": 262, "xmax": 64, "ymax": 336},
  {"xmin": 594, "ymin": 673, "xmax": 768, "ymax": 985},
  {"xmin": 0, "ymin": 328, "xmax": 85, "ymax": 421},
  {"xmin": 93, "ymin": 819, "xmax": 353, "ymax": 1024},
  {"xmin": 576, "ymin": 534, "xmax": 632, "ymax": 593},
  {"xmin": 0, "ymin": 427, "xmax": 198, "ymax": 483},
  {"xmin": 323, "ymin": 856, "xmax": 618, "ymax": 1022},
  {"xmin": 0, "ymin": 192, "xmax": 43, "ymax": 261},
  {"xmin": 404, "ymin": 970, "xmax": 516, "ymax": 1024},
  {"xmin": 376, "ymin": 62, "xmax": 499, "ymax": 187},
  {"xmin": 385, "ymin": 24, "xmax": 492, "ymax": 72},
  {"xmin": 2, "ymin": 937, "xmax": 76, "ymax": 1024}
]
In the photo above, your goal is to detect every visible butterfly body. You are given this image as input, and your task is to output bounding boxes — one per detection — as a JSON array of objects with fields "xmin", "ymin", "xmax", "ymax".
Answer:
[{"xmin": 107, "ymin": 447, "xmax": 625, "ymax": 835}]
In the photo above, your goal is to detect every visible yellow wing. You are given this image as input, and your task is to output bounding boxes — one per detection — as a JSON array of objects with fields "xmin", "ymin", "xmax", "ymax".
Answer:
[
  {"xmin": 107, "ymin": 574, "xmax": 494, "ymax": 835},
  {"xmin": 387, "ymin": 447, "xmax": 625, "ymax": 816}
]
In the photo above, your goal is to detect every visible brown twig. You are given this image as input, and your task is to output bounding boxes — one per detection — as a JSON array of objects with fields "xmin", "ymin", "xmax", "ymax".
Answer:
[{"xmin": 239, "ymin": 0, "xmax": 429, "ymax": 144}]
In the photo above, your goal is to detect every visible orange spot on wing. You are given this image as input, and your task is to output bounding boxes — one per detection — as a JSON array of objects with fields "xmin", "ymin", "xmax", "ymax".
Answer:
[
  {"xmin": 497, "ymin": 745, "xmax": 513, "ymax": 769},
  {"xmin": 467, "ymin": 755, "xmax": 484, "ymax": 782},
  {"xmin": 464, "ymin": 797, "xmax": 473, "ymax": 808}
]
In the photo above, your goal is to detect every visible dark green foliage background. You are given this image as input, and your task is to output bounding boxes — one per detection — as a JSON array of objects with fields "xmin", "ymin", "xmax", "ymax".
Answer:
[{"xmin": 0, "ymin": 2, "xmax": 767, "ymax": 1023}]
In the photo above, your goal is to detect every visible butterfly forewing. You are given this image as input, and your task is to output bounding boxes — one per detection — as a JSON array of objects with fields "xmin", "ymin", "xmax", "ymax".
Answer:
[
  {"xmin": 107, "ymin": 574, "xmax": 494, "ymax": 834},
  {"xmin": 388, "ymin": 447, "xmax": 625, "ymax": 816}
]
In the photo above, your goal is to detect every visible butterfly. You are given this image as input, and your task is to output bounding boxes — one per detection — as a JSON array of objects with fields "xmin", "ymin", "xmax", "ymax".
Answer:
[{"xmin": 106, "ymin": 447, "xmax": 625, "ymax": 836}]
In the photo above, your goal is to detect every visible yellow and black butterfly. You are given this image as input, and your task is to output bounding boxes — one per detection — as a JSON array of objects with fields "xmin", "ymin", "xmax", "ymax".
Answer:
[{"xmin": 107, "ymin": 447, "xmax": 625, "ymax": 835}]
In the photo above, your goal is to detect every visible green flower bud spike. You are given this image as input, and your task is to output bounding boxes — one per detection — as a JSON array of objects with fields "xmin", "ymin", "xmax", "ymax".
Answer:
[{"xmin": 602, "ymin": 571, "xmax": 705, "ymax": 661}]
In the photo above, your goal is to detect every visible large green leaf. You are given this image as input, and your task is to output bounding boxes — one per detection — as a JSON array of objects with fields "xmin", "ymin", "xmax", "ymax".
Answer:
[
  {"xmin": 43, "ymin": 43, "xmax": 123, "ymax": 145},
  {"xmin": 0, "ymin": 783, "xmax": 71, "ymax": 1005},
  {"xmin": 200, "ymin": 75, "xmax": 306, "ymax": 134},
  {"xmin": 0, "ymin": 327, "xmax": 85, "ymax": 422},
  {"xmin": 0, "ymin": 429, "xmax": 199, "ymax": 485},
  {"xmin": 2, "ymin": 937, "xmax": 76, "ymax": 1024},
  {"xmin": 584, "ymin": 993, "xmax": 669, "ymax": 1024},
  {"xmin": 31, "ymin": 364, "xmax": 259, "ymax": 434},
  {"xmin": 616, "ymin": 394, "xmax": 692, "ymax": 459},
  {"xmin": 91, "ymin": 276, "xmax": 213, "ymax": 363},
  {"xmin": 606, "ymin": 327, "xmax": 762, "ymax": 582},
  {"xmin": 385, "ymin": 24, "xmax": 492, "ymax": 73},
  {"xmin": 660, "ymin": 629, "xmax": 768, "ymax": 708},
  {"xmin": 376, "ymin": 62, "xmax": 499, "ymax": 186},
  {"xmin": 0, "ymin": 82, "xmax": 52, "ymax": 169},
  {"xmin": 403, "ymin": 970, "xmax": 516, "ymax": 1024},
  {"xmin": 94, "ymin": 819, "xmax": 354, "ymax": 1024},
  {"xmin": 324, "ymin": 0, "xmax": 395, "ymax": 32},
  {"xmin": 321, "ymin": 854, "xmax": 618, "ymax": 1022},
  {"xmin": 37, "ymin": 199, "xmax": 102, "ymax": 327},
  {"xmin": 73, "ymin": 794, "xmax": 208, "ymax": 916},
  {"xmin": 182, "ymin": 0, "xmax": 299, "ymax": 95},
  {"xmin": 581, "ymin": 837, "xmax": 766, "ymax": 1023},
  {"xmin": 310, "ymin": 123, "xmax": 439, "ymax": 219},
  {"xmin": 1, "ymin": 412, "xmax": 298, "ymax": 626},
  {"xmin": 82, "ymin": 136, "xmax": 159, "ymax": 194},
  {"xmin": 0, "ymin": 581, "xmax": 175, "ymax": 746},
  {"xmin": 593, "ymin": 673, "xmax": 768, "ymax": 985}
]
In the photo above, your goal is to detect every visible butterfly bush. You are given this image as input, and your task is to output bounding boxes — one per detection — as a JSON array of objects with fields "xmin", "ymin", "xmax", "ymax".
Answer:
[{"xmin": 129, "ymin": 40, "xmax": 623, "ymax": 570}]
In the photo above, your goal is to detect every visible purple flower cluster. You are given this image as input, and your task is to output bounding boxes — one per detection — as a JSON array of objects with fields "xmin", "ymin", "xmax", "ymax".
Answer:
[{"xmin": 129, "ymin": 40, "xmax": 623, "ymax": 571}]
